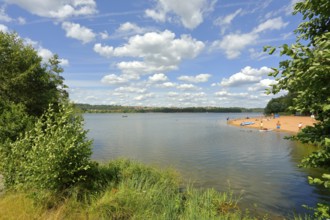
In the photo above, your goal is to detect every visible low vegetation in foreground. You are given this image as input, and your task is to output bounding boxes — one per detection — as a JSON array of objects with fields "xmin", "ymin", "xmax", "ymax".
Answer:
[{"xmin": 0, "ymin": 159, "xmax": 254, "ymax": 220}]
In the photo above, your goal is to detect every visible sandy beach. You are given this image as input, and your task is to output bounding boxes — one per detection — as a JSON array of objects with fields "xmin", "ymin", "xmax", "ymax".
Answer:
[{"xmin": 228, "ymin": 115, "xmax": 316, "ymax": 134}]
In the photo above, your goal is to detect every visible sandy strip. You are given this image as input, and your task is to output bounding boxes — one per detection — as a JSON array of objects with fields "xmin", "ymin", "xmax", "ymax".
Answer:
[{"xmin": 228, "ymin": 115, "xmax": 316, "ymax": 134}]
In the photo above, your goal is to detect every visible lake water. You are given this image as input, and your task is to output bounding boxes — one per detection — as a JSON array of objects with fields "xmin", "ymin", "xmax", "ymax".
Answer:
[{"xmin": 84, "ymin": 113, "xmax": 330, "ymax": 218}]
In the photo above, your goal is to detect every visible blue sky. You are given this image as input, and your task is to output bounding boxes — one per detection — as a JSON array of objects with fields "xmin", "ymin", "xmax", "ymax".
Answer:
[{"xmin": 0, "ymin": 0, "xmax": 301, "ymax": 108}]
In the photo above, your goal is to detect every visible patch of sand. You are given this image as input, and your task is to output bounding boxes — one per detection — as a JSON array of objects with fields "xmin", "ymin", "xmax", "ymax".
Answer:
[{"xmin": 228, "ymin": 115, "xmax": 316, "ymax": 133}]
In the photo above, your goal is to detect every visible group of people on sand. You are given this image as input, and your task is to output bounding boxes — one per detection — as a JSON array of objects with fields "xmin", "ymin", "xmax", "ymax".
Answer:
[
  {"xmin": 259, "ymin": 119, "xmax": 304, "ymax": 131},
  {"xmin": 259, "ymin": 119, "xmax": 280, "ymax": 130},
  {"xmin": 230, "ymin": 113, "xmax": 315, "ymax": 133}
]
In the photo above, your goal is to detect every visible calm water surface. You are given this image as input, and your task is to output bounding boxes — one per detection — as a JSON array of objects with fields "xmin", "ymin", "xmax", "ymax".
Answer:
[{"xmin": 84, "ymin": 113, "xmax": 330, "ymax": 218}]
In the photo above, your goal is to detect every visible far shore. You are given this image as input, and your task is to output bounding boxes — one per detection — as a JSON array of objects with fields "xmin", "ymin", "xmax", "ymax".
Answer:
[{"xmin": 228, "ymin": 115, "xmax": 316, "ymax": 134}]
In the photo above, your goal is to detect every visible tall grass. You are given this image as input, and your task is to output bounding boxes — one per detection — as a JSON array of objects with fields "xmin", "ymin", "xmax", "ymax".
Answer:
[{"xmin": 0, "ymin": 159, "xmax": 259, "ymax": 219}]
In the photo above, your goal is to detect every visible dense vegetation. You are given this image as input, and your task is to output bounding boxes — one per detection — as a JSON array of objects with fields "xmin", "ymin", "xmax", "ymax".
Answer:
[
  {"xmin": 263, "ymin": 93, "xmax": 295, "ymax": 115},
  {"xmin": 265, "ymin": 0, "xmax": 330, "ymax": 217},
  {"xmin": 0, "ymin": 33, "xmax": 67, "ymax": 117},
  {"xmin": 0, "ymin": 32, "xmax": 68, "ymax": 143},
  {"xmin": 75, "ymin": 103, "xmax": 263, "ymax": 113}
]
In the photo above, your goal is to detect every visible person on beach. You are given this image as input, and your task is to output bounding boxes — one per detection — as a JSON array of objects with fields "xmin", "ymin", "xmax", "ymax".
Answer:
[
  {"xmin": 276, "ymin": 121, "xmax": 281, "ymax": 129},
  {"xmin": 260, "ymin": 120, "xmax": 263, "ymax": 129},
  {"xmin": 311, "ymin": 114, "xmax": 315, "ymax": 120},
  {"xmin": 298, "ymin": 122, "xmax": 303, "ymax": 131}
]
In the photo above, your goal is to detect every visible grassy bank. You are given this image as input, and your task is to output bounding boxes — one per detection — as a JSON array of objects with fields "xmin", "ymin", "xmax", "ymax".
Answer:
[{"xmin": 0, "ymin": 159, "xmax": 258, "ymax": 220}]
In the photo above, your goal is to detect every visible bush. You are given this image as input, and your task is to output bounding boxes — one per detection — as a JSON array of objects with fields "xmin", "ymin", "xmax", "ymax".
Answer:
[{"xmin": 0, "ymin": 102, "xmax": 93, "ymax": 193}]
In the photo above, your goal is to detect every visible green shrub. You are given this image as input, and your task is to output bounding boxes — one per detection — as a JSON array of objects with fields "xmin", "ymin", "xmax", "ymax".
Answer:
[{"xmin": 0, "ymin": 102, "xmax": 93, "ymax": 193}]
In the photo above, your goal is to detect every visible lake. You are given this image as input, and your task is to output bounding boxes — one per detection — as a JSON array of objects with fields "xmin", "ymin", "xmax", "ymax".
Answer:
[{"xmin": 84, "ymin": 113, "xmax": 330, "ymax": 218}]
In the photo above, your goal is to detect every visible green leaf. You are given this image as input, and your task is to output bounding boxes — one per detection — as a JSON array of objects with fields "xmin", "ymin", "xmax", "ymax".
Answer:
[
  {"xmin": 322, "ymin": 174, "xmax": 330, "ymax": 180},
  {"xmin": 323, "ymin": 104, "xmax": 330, "ymax": 111},
  {"xmin": 263, "ymin": 46, "xmax": 270, "ymax": 52},
  {"xmin": 268, "ymin": 47, "xmax": 276, "ymax": 55}
]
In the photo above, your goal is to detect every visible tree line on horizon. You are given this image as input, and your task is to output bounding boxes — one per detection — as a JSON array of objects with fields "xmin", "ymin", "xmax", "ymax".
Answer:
[{"xmin": 75, "ymin": 103, "xmax": 264, "ymax": 113}]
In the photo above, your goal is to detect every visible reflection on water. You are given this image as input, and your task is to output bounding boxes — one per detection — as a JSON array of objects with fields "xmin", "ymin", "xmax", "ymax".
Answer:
[{"xmin": 84, "ymin": 113, "xmax": 330, "ymax": 218}]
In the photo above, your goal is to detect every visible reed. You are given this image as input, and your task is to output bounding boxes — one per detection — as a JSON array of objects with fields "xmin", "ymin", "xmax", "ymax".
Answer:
[{"xmin": 0, "ymin": 158, "xmax": 258, "ymax": 219}]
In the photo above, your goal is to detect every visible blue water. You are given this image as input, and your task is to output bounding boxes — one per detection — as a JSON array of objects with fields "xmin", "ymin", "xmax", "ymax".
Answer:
[{"xmin": 84, "ymin": 113, "xmax": 330, "ymax": 218}]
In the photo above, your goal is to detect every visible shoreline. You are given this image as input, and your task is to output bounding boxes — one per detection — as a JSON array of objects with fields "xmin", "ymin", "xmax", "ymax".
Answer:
[{"xmin": 228, "ymin": 115, "xmax": 316, "ymax": 134}]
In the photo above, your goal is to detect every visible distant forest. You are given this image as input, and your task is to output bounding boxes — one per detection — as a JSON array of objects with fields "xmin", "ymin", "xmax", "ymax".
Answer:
[{"xmin": 75, "ymin": 103, "xmax": 263, "ymax": 113}]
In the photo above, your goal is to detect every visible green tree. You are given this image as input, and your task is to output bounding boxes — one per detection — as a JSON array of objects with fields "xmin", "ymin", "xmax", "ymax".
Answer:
[
  {"xmin": 265, "ymin": 0, "xmax": 330, "ymax": 122},
  {"xmin": 0, "ymin": 100, "xmax": 33, "ymax": 143},
  {"xmin": 265, "ymin": 0, "xmax": 330, "ymax": 217},
  {"xmin": 264, "ymin": 96, "xmax": 286, "ymax": 115},
  {"xmin": 0, "ymin": 32, "xmax": 67, "ymax": 117},
  {"xmin": 0, "ymin": 102, "xmax": 93, "ymax": 193},
  {"xmin": 264, "ymin": 93, "xmax": 295, "ymax": 115}
]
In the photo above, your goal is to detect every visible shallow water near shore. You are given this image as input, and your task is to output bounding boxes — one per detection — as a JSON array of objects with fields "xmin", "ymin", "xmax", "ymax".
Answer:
[{"xmin": 84, "ymin": 113, "xmax": 330, "ymax": 218}]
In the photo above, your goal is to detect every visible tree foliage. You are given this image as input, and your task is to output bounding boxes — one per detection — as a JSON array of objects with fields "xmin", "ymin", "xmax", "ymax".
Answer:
[
  {"xmin": 265, "ymin": 0, "xmax": 330, "ymax": 216},
  {"xmin": 265, "ymin": 0, "xmax": 330, "ymax": 141},
  {"xmin": 0, "ymin": 32, "xmax": 68, "ymax": 117},
  {"xmin": 0, "ymin": 31, "xmax": 94, "ymax": 197},
  {"xmin": 264, "ymin": 93, "xmax": 295, "ymax": 115},
  {"xmin": 265, "ymin": 0, "xmax": 330, "ymax": 122},
  {"xmin": 0, "ymin": 100, "xmax": 33, "ymax": 143},
  {"xmin": 0, "ymin": 103, "xmax": 93, "ymax": 193}
]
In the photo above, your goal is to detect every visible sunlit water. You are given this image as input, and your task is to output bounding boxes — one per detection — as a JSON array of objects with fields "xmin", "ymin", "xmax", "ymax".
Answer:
[{"xmin": 84, "ymin": 113, "xmax": 330, "ymax": 218}]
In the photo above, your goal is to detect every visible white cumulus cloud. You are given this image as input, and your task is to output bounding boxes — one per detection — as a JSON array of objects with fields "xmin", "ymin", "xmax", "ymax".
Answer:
[
  {"xmin": 248, "ymin": 78, "xmax": 277, "ymax": 91},
  {"xmin": 212, "ymin": 17, "xmax": 288, "ymax": 59},
  {"xmin": 99, "ymin": 31, "xmax": 110, "ymax": 40},
  {"xmin": 253, "ymin": 17, "xmax": 288, "ymax": 33},
  {"xmin": 117, "ymin": 22, "xmax": 144, "ymax": 34},
  {"xmin": 62, "ymin": 21, "xmax": 96, "ymax": 44},
  {"xmin": 134, "ymin": 93, "xmax": 155, "ymax": 101},
  {"xmin": 101, "ymin": 74, "xmax": 131, "ymax": 85},
  {"xmin": 220, "ymin": 66, "xmax": 273, "ymax": 87},
  {"xmin": 211, "ymin": 32, "xmax": 258, "ymax": 59},
  {"xmin": 177, "ymin": 83, "xmax": 198, "ymax": 91},
  {"xmin": 159, "ymin": 82, "xmax": 177, "ymax": 88},
  {"xmin": 5, "ymin": 0, "xmax": 97, "ymax": 19},
  {"xmin": 93, "ymin": 43, "xmax": 114, "ymax": 57},
  {"xmin": 111, "ymin": 22, "xmax": 154, "ymax": 39},
  {"xmin": 149, "ymin": 73, "xmax": 168, "ymax": 83},
  {"xmin": 215, "ymin": 90, "xmax": 248, "ymax": 98},
  {"xmin": 0, "ymin": 23, "xmax": 8, "ymax": 32},
  {"xmin": 115, "ymin": 86, "xmax": 146, "ymax": 94},
  {"xmin": 94, "ymin": 30, "xmax": 204, "ymax": 76},
  {"xmin": 178, "ymin": 73, "xmax": 211, "ymax": 83},
  {"xmin": 145, "ymin": 0, "xmax": 215, "ymax": 29},
  {"xmin": 24, "ymin": 37, "xmax": 69, "ymax": 66}
]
